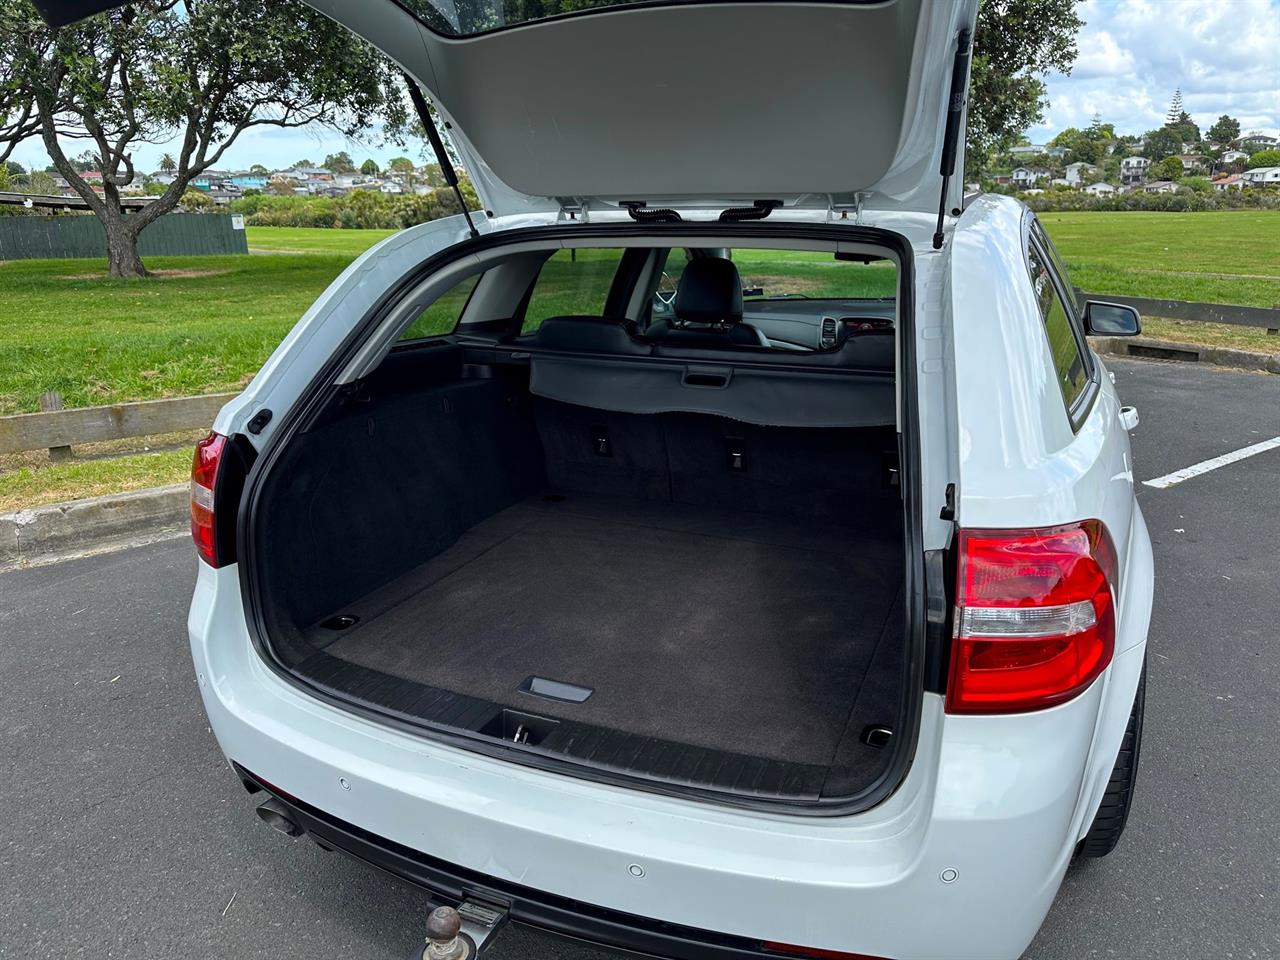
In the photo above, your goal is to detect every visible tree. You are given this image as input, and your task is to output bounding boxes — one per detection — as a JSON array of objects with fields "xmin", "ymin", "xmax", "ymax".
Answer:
[
  {"xmin": 249, "ymin": 163, "xmax": 269, "ymax": 174},
  {"xmin": 966, "ymin": 0, "xmax": 1084, "ymax": 176},
  {"xmin": 0, "ymin": 1, "xmax": 406, "ymax": 276},
  {"xmin": 323, "ymin": 150, "xmax": 356, "ymax": 173},
  {"xmin": 387, "ymin": 156, "xmax": 415, "ymax": 173},
  {"xmin": 1207, "ymin": 115, "xmax": 1240, "ymax": 146},
  {"xmin": 268, "ymin": 176, "xmax": 298, "ymax": 195},
  {"xmin": 1143, "ymin": 128, "xmax": 1183, "ymax": 161},
  {"xmin": 1166, "ymin": 110, "xmax": 1200, "ymax": 145},
  {"xmin": 158, "ymin": 152, "xmax": 176, "ymax": 173},
  {"xmin": 1153, "ymin": 156, "xmax": 1184, "ymax": 181},
  {"xmin": 360, "ymin": 158, "xmax": 379, "ymax": 176},
  {"xmin": 1247, "ymin": 149, "xmax": 1280, "ymax": 169},
  {"xmin": 1165, "ymin": 89, "xmax": 1184, "ymax": 126}
]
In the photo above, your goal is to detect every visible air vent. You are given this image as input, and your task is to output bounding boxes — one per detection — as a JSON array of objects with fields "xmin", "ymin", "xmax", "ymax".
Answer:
[{"xmin": 820, "ymin": 316, "xmax": 838, "ymax": 348}]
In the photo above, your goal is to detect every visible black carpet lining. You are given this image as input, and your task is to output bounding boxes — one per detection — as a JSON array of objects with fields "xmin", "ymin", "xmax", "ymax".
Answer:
[{"xmin": 320, "ymin": 494, "xmax": 903, "ymax": 767}]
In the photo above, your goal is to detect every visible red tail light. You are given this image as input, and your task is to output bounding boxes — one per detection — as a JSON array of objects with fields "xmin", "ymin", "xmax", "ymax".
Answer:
[
  {"xmin": 946, "ymin": 520, "xmax": 1117, "ymax": 714},
  {"xmin": 191, "ymin": 432, "xmax": 227, "ymax": 566},
  {"xmin": 762, "ymin": 942, "xmax": 889, "ymax": 960}
]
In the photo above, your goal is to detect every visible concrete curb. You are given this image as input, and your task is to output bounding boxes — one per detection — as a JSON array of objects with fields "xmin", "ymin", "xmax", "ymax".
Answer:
[
  {"xmin": 1095, "ymin": 336, "xmax": 1280, "ymax": 374},
  {"xmin": 0, "ymin": 483, "xmax": 188, "ymax": 570}
]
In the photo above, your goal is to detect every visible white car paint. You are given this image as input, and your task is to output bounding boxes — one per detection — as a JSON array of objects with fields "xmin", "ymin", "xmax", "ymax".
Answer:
[{"xmin": 188, "ymin": 193, "xmax": 1153, "ymax": 959}]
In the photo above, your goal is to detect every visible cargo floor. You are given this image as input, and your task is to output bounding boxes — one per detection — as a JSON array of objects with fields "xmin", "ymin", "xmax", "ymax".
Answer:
[{"xmin": 317, "ymin": 494, "xmax": 904, "ymax": 768}]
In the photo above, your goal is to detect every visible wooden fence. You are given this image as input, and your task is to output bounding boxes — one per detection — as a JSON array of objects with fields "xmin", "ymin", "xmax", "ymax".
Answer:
[
  {"xmin": 0, "ymin": 393, "xmax": 235, "ymax": 457},
  {"xmin": 0, "ymin": 212, "xmax": 248, "ymax": 260}
]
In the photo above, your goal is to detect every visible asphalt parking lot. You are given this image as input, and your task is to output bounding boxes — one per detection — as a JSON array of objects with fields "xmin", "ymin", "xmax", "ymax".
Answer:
[{"xmin": 2, "ymin": 357, "xmax": 1277, "ymax": 960}]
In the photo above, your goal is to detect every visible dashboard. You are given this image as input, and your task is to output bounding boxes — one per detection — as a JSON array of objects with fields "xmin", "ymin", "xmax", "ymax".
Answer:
[{"xmin": 742, "ymin": 298, "xmax": 896, "ymax": 351}]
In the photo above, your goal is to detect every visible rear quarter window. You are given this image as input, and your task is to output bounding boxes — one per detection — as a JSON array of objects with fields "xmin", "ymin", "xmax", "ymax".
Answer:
[
  {"xmin": 399, "ymin": 273, "xmax": 482, "ymax": 341},
  {"xmin": 1027, "ymin": 243, "xmax": 1089, "ymax": 414},
  {"xmin": 520, "ymin": 248, "xmax": 626, "ymax": 334}
]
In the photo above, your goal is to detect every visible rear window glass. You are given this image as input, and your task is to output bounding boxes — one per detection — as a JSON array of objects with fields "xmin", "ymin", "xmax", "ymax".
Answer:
[
  {"xmin": 399, "ymin": 273, "xmax": 481, "ymax": 341},
  {"xmin": 521, "ymin": 248, "xmax": 625, "ymax": 334},
  {"xmin": 402, "ymin": 0, "xmax": 686, "ymax": 37}
]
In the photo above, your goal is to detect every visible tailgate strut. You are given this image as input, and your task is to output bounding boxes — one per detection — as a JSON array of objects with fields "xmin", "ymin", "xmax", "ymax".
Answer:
[
  {"xmin": 404, "ymin": 73, "xmax": 480, "ymax": 240},
  {"xmin": 931, "ymin": 27, "xmax": 973, "ymax": 250}
]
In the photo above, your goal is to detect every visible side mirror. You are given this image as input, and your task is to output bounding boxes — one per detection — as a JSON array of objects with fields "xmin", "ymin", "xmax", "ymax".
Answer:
[{"xmin": 1083, "ymin": 300, "xmax": 1142, "ymax": 337}]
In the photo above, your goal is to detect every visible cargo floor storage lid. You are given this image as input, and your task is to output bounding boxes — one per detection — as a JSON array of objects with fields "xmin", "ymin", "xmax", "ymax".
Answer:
[{"xmin": 36, "ymin": 1, "xmax": 976, "ymax": 219}]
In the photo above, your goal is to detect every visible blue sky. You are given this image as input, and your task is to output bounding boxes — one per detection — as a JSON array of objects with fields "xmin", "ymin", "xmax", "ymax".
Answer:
[{"xmin": 10, "ymin": 0, "xmax": 1280, "ymax": 174}]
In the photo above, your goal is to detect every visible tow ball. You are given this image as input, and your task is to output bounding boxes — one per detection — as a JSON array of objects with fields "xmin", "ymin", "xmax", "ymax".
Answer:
[{"xmin": 411, "ymin": 901, "xmax": 509, "ymax": 959}]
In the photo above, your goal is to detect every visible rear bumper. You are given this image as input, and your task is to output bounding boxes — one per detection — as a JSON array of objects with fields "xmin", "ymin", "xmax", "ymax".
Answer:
[
  {"xmin": 239, "ymin": 764, "xmax": 789, "ymax": 959},
  {"xmin": 190, "ymin": 562, "xmax": 1145, "ymax": 960}
]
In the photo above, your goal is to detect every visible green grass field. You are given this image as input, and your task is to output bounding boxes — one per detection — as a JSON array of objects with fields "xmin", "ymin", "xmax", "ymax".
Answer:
[
  {"xmin": 1039, "ymin": 212, "xmax": 1280, "ymax": 308},
  {"xmin": 1, "ymin": 213, "xmax": 1277, "ymax": 509}
]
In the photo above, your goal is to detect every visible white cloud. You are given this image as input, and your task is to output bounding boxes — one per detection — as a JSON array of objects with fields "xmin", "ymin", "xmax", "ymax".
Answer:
[{"xmin": 1031, "ymin": 0, "xmax": 1280, "ymax": 141}]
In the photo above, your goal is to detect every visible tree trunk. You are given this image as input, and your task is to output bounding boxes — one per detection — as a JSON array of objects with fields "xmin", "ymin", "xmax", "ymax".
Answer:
[{"xmin": 104, "ymin": 217, "xmax": 148, "ymax": 278}]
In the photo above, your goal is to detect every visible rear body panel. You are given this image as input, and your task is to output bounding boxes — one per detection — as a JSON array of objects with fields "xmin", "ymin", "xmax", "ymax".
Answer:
[{"xmin": 190, "ymin": 558, "xmax": 1148, "ymax": 960}]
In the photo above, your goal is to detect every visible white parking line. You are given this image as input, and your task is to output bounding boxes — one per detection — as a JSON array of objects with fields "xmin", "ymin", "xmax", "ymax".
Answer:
[{"xmin": 1143, "ymin": 436, "xmax": 1280, "ymax": 489}]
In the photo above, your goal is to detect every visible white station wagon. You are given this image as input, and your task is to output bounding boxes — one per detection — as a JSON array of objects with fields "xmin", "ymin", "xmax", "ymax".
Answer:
[{"xmin": 42, "ymin": 1, "xmax": 1154, "ymax": 957}]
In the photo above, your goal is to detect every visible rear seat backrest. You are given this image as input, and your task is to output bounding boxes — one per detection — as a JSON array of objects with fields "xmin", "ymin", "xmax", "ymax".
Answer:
[{"xmin": 531, "ymin": 315, "xmax": 650, "ymax": 355}]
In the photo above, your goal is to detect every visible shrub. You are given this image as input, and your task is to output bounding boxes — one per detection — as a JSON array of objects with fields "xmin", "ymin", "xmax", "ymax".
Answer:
[{"xmin": 229, "ymin": 187, "xmax": 474, "ymax": 230}]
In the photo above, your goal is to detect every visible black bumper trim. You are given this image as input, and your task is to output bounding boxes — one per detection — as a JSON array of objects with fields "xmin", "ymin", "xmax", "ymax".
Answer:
[{"xmin": 236, "ymin": 764, "xmax": 784, "ymax": 959}]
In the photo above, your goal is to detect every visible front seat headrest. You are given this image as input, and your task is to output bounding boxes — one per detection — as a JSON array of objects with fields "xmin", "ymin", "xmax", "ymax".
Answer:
[{"xmin": 674, "ymin": 257, "xmax": 744, "ymax": 325}]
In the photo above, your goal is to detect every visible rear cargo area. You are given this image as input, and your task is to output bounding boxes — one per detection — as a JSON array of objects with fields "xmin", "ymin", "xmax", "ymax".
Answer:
[{"xmin": 250, "ymin": 345, "xmax": 907, "ymax": 803}]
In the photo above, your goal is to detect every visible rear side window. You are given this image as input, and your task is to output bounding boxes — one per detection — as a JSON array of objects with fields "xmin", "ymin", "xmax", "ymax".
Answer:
[
  {"xmin": 399, "ymin": 274, "xmax": 482, "ymax": 342},
  {"xmin": 521, "ymin": 248, "xmax": 626, "ymax": 334},
  {"xmin": 1028, "ymin": 244, "xmax": 1089, "ymax": 413}
]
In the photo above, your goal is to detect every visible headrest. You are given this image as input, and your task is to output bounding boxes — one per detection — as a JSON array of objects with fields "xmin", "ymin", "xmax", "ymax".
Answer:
[{"xmin": 674, "ymin": 257, "xmax": 743, "ymax": 325}]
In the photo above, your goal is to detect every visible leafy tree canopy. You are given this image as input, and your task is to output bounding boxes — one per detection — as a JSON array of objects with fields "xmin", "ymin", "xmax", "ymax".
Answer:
[
  {"xmin": 966, "ymin": 0, "xmax": 1084, "ymax": 176},
  {"xmin": 1153, "ymin": 156, "xmax": 1184, "ymax": 181},
  {"xmin": 0, "ymin": 0, "xmax": 406, "ymax": 276},
  {"xmin": 1143, "ymin": 128, "xmax": 1183, "ymax": 161},
  {"xmin": 323, "ymin": 150, "xmax": 356, "ymax": 173},
  {"xmin": 360, "ymin": 157, "xmax": 380, "ymax": 175},
  {"xmin": 387, "ymin": 156, "xmax": 416, "ymax": 172},
  {"xmin": 1207, "ymin": 115, "xmax": 1241, "ymax": 145},
  {"xmin": 1247, "ymin": 149, "xmax": 1280, "ymax": 169},
  {"xmin": 249, "ymin": 163, "xmax": 269, "ymax": 174}
]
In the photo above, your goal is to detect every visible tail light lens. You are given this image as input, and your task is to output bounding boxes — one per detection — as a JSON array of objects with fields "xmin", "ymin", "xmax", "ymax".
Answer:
[
  {"xmin": 763, "ymin": 943, "xmax": 888, "ymax": 959},
  {"xmin": 946, "ymin": 520, "xmax": 1117, "ymax": 714},
  {"xmin": 191, "ymin": 432, "xmax": 227, "ymax": 566}
]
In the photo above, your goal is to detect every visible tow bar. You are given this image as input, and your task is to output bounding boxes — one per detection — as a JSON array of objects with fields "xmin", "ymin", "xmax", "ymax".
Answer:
[{"xmin": 409, "ymin": 900, "xmax": 510, "ymax": 959}]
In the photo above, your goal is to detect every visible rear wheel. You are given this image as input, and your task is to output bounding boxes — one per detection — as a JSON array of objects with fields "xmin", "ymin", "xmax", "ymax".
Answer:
[{"xmin": 1077, "ymin": 658, "xmax": 1146, "ymax": 858}]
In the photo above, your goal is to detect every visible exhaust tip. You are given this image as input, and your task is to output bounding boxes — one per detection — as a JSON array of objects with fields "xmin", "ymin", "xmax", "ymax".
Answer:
[{"xmin": 255, "ymin": 797, "xmax": 304, "ymax": 837}]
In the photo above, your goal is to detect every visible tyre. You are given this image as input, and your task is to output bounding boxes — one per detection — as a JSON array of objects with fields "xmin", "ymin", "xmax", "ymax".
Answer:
[{"xmin": 1077, "ymin": 658, "xmax": 1146, "ymax": 858}]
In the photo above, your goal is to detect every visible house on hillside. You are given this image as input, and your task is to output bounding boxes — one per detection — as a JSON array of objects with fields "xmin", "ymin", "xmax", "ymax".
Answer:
[
  {"xmin": 1120, "ymin": 156, "xmax": 1151, "ymax": 184},
  {"xmin": 229, "ymin": 172, "xmax": 268, "ymax": 190},
  {"xmin": 1176, "ymin": 154, "xmax": 1207, "ymax": 174},
  {"xmin": 1220, "ymin": 149, "xmax": 1248, "ymax": 164},
  {"xmin": 379, "ymin": 181, "xmax": 404, "ymax": 194},
  {"xmin": 1064, "ymin": 161, "xmax": 1100, "ymax": 185},
  {"xmin": 1008, "ymin": 144, "xmax": 1045, "ymax": 157},
  {"xmin": 1084, "ymin": 182, "xmax": 1117, "ymax": 196},
  {"xmin": 1011, "ymin": 166, "xmax": 1049, "ymax": 189},
  {"xmin": 1241, "ymin": 166, "xmax": 1280, "ymax": 186},
  {"xmin": 1212, "ymin": 174, "xmax": 1245, "ymax": 191},
  {"xmin": 1142, "ymin": 180, "xmax": 1178, "ymax": 194},
  {"xmin": 1238, "ymin": 134, "xmax": 1278, "ymax": 151}
]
